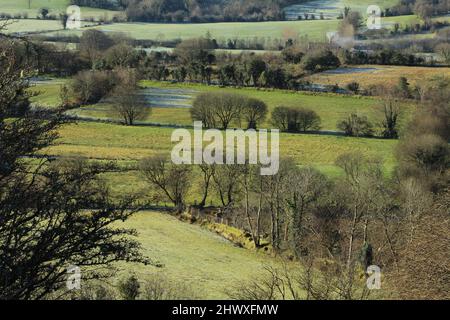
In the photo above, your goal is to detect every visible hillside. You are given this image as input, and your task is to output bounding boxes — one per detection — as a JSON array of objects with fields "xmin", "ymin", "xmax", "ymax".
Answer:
[{"xmin": 117, "ymin": 211, "xmax": 289, "ymax": 299}]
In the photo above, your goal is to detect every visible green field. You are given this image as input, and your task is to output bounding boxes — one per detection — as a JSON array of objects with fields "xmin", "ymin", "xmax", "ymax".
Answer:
[
  {"xmin": 65, "ymin": 80, "xmax": 416, "ymax": 132},
  {"xmin": 40, "ymin": 15, "xmax": 419, "ymax": 41},
  {"xmin": 114, "ymin": 211, "xmax": 288, "ymax": 299},
  {"xmin": 31, "ymin": 79, "xmax": 409, "ymax": 179},
  {"xmin": 2, "ymin": 19, "xmax": 63, "ymax": 34},
  {"xmin": 43, "ymin": 121, "xmax": 398, "ymax": 178},
  {"xmin": 32, "ymin": 79, "xmax": 416, "ymax": 131},
  {"xmin": 0, "ymin": 0, "xmax": 119, "ymax": 20}
]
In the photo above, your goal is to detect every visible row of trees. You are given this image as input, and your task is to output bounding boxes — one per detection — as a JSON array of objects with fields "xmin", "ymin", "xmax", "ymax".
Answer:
[
  {"xmin": 191, "ymin": 92, "xmax": 267, "ymax": 130},
  {"xmin": 141, "ymin": 38, "xmax": 341, "ymax": 89},
  {"xmin": 138, "ymin": 142, "xmax": 448, "ymax": 299},
  {"xmin": 190, "ymin": 91, "xmax": 402, "ymax": 138}
]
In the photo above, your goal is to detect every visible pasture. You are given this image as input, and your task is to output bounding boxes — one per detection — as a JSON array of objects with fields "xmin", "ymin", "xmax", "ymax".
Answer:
[
  {"xmin": 40, "ymin": 15, "xmax": 418, "ymax": 41},
  {"xmin": 42, "ymin": 121, "xmax": 398, "ymax": 178},
  {"xmin": 306, "ymin": 65, "xmax": 450, "ymax": 88},
  {"xmin": 114, "ymin": 211, "xmax": 292, "ymax": 299},
  {"xmin": 33, "ymin": 79, "xmax": 416, "ymax": 132}
]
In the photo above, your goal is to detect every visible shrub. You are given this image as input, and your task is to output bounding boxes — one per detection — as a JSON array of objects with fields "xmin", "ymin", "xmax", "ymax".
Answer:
[
  {"xmin": 118, "ymin": 275, "xmax": 140, "ymax": 300},
  {"xmin": 271, "ymin": 106, "xmax": 321, "ymax": 132},
  {"xmin": 71, "ymin": 70, "xmax": 116, "ymax": 104},
  {"xmin": 301, "ymin": 50, "xmax": 341, "ymax": 73},
  {"xmin": 337, "ymin": 113, "xmax": 374, "ymax": 137},
  {"xmin": 397, "ymin": 133, "xmax": 450, "ymax": 174},
  {"xmin": 346, "ymin": 81, "xmax": 360, "ymax": 94}
]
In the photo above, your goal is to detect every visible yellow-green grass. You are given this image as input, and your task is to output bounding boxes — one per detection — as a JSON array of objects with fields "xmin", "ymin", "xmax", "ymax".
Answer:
[
  {"xmin": 2, "ymin": 19, "xmax": 62, "ymax": 33},
  {"xmin": 44, "ymin": 121, "xmax": 398, "ymax": 175},
  {"xmin": 139, "ymin": 81, "xmax": 416, "ymax": 131},
  {"xmin": 41, "ymin": 15, "xmax": 418, "ymax": 41},
  {"xmin": 31, "ymin": 81, "xmax": 68, "ymax": 106},
  {"xmin": 0, "ymin": 0, "xmax": 119, "ymax": 20},
  {"xmin": 2, "ymin": 19, "xmax": 97, "ymax": 34},
  {"xmin": 114, "ymin": 211, "xmax": 289, "ymax": 299},
  {"xmin": 306, "ymin": 65, "xmax": 450, "ymax": 89},
  {"xmin": 33, "ymin": 79, "xmax": 416, "ymax": 131}
]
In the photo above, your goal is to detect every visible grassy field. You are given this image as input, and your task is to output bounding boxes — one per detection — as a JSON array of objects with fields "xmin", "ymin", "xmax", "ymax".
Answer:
[
  {"xmin": 114, "ymin": 211, "xmax": 287, "ymax": 299},
  {"xmin": 306, "ymin": 65, "xmax": 450, "ymax": 88},
  {"xmin": 43, "ymin": 121, "xmax": 398, "ymax": 177},
  {"xmin": 3, "ymin": 19, "xmax": 63, "ymax": 34},
  {"xmin": 2, "ymin": 19, "xmax": 99, "ymax": 34},
  {"xmin": 36, "ymin": 80, "xmax": 415, "ymax": 132},
  {"xmin": 0, "ymin": 0, "xmax": 119, "ymax": 20},
  {"xmin": 40, "ymin": 15, "xmax": 419, "ymax": 41},
  {"xmin": 139, "ymin": 81, "xmax": 416, "ymax": 131}
]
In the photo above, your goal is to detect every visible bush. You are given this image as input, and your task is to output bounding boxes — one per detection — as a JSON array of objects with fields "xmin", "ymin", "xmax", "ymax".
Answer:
[
  {"xmin": 337, "ymin": 113, "xmax": 374, "ymax": 137},
  {"xmin": 271, "ymin": 106, "xmax": 321, "ymax": 132},
  {"xmin": 397, "ymin": 133, "xmax": 450, "ymax": 174},
  {"xmin": 118, "ymin": 275, "xmax": 140, "ymax": 300},
  {"xmin": 71, "ymin": 70, "xmax": 117, "ymax": 104},
  {"xmin": 346, "ymin": 81, "xmax": 360, "ymax": 94},
  {"xmin": 301, "ymin": 50, "xmax": 341, "ymax": 73}
]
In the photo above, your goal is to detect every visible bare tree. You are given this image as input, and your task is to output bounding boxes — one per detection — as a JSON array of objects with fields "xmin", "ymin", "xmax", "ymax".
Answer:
[
  {"xmin": 140, "ymin": 156, "xmax": 191, "ymax": 213},
  {"xmin": 212, "ymin": 164, "xmax": 243, "ymax": 207},
  {"xmin": 379, "ymin": 97, "xmax": 401, "ymax": 139},
  {"xmin": 110, "ymin": 68, "xmax": 150, "ymax": 125},
  {"xmin": 435, "ymin": 43, "xmax": 450, "ymax": 65},
  {"xmin": 111, "ymin": 85, "xmax": 150, "ymax": 125},
  {"xmin": 197, "ymin": 164, "xmax": 215, "ymax": 208},
  {"xmin": 242, "ymin": 98, "xmax": 268, "ymax": 129}
]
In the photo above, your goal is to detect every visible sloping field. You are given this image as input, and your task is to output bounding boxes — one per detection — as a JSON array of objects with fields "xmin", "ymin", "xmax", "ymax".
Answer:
[
  {"xmin": 115, "ymin": 211, "xmax": 285, "ymax": 299},
  {"xmin": 43, "ymin": 121, "xmax": 398, "ymax": 177}
]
